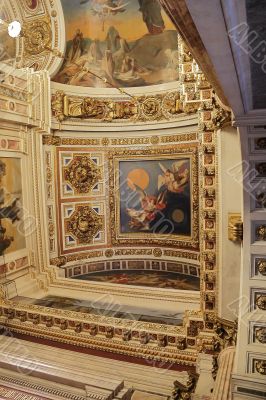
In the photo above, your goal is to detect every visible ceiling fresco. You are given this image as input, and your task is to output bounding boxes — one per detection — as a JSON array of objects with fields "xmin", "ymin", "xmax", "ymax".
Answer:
[{"xmin": 53, "ymin": 0, "xmax": 179, "ymax": 87}]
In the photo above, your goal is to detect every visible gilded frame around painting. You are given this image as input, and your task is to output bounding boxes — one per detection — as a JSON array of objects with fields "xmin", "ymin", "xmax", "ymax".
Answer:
[{"xmin": 109, "ymin": 145, "xmax": 199, "ymax": 250}]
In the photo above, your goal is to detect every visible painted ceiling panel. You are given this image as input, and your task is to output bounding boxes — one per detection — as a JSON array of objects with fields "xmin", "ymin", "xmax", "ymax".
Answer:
[{"xmin": 53, "ymin": 0, "xmax": 179, "ymax": 88}]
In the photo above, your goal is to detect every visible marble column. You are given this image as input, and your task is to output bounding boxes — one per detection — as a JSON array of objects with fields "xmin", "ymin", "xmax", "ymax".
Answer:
[{"xmin": 212, "ymin": 347, "xmax": 236, "ymax": 400}]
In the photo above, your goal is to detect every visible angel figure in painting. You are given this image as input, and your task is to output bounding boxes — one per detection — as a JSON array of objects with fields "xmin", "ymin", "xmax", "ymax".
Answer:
[
  {"xmin": 158, "ymin": 160, "xmax": 189, "ymax": 194},
  {"xmin": 126, "ymin": 185, "xmax": 166, "ymax": 231},
  {"xmin": 81, "ymin": 0, "xmax": 129, "ymax": 31}
]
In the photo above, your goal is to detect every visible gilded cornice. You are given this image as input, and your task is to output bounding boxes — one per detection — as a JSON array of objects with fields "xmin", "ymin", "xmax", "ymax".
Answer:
[{"xmin": 51, "ymin": 90, "xmax": 199, "ymax": 124}]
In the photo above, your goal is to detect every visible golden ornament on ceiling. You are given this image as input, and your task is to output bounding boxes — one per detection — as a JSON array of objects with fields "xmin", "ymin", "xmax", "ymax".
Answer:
[
  {"xmin": 255, "ymin": 360, "xmax": 266, "ymax": 375},
  {"xmin": 23, "ymin": 17, "xmax": 52, "ymax": 56},
  {"xmin": 64, "ymin": 155, "xmax": 102, "ymax": 194},
  {"xmin": 257, "ymin": 259, "xmax": 266, "ymax": 275},
  {"xmin": 256, "ymin": 225, "xmax": 266, "ymax": 241},
  {"xmin": 256, "ymin": 328, "xmax": 266, "ymax": 344},
  {"xmin": 256, "ymin": 294, "xmax": 266, "ymax": 310},
  {"xmin": 66, "ymin": 206, "xmax": 103, "ymax": 244}
]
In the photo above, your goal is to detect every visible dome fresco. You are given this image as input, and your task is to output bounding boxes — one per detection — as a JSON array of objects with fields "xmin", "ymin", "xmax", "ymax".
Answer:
[{"xmin": 53, "ymin": 0, "xmax": 179, "ymax": 88}]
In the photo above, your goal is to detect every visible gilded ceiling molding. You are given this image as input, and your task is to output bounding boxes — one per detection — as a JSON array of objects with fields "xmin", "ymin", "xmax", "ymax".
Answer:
[
  {"xmin": 43, "ymin": 133, "xmax": 198, "ymax": 147},
  {"xmin": 177, "ymin": 38, "xmax": 220, "ymax": 328},
  {"xmin": 50, "ymin": 247, "xmax": 199, "ymax": 266},
  {"xmin": 51, "ymin": 89, "xmax": 198, "ymax": 124},
  {"xmin": 159, "ymin": 0, "xmax": 229, "ymax": 108},
  {"xmin": 0, "ymin": 300, "xmax": 212, "ymax": 367}
]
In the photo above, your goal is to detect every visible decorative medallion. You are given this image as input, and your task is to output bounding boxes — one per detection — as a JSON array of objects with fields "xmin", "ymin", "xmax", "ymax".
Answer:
[
  {"xmin": 255, "ymin": 360, "xmax": 266, "ymax": 375},
  {"xmin": 23, "ymin": 18, "xmax": 52, "ymax": 56},
  {"xmin": 66, "ymin": 206, "xmax": 103, "ymax": 244},
  {"xmin": 153, "ymin": 248, "xmax": 162, "ymax": 258},
  {"xmin": 64, "ymin": 155, "xmax": 101, "ymax": 194},
  {"xmin": 256, "ymin": 328, "xmax": 266, "ymax": 344},
  {"xmin": 141, "ymin": 97, "xmax": 161, "ymax": 120},
  {"xmin": 255, "ymin": 138, "xmax": 266, "ymax": 150},
  {"xmin": 255, "ymin": 192, "xmax": 266, "ymax": 208},
  {"xmin": 255, "ymin": 162, "xmax": 266, "ymax": 178},
  {"xmin": 105, "ymin": 249, "xmax": 114, "ymax": 258},
  {"xmin": 257, "ymin": 259, "xmax": 266, "ymax": 276},
  {"xmin": 256, "ymin": 294, "xmax": 266, "ymax": 310},
  {"xmin": 256, "ymin": 225, "xmax": 266, "ymax": 241}
]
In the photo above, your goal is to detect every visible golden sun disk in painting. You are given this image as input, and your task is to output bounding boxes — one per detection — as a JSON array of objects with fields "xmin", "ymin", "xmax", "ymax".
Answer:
[{"xmin": 127, "ymin": 168, "xmax": 150, "ymax": 191}]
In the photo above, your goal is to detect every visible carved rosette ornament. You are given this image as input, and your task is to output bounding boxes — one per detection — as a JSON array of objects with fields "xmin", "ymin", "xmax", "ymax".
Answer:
[
  {"xmin": 256, "ymin": 225, "xmax": 266, "ymax": 241},
  {"xmin": 255, "ymin": 137, "xmax": 266, "ymax": 149},
  {"xmin": 23, "ymin": 18, "xmax": 52, "ymax": 55},
  {"xmin": 257, "ymin": 259, "xmax": 266, "ymax": 276},
  {"xmin": 256, "ymin": 328, "xmax": 266, "ymax": 344},
  {"xmin": 64, "ymin": 155, "xmax": 101, "ymax": 194},
  {"xmin": 140, "ymin": 97, "xmax": 161, "ymax": 120},
  {"xmin": 256, "ymin": 294, "xmax": 266, "ymax": 310},
  {"xmin": 66, "ymin": 206, "xmax": 103, "ymax": 244},
  {"xmin": 255, "ymin": 360, "xmax": 266, "ymax": 375},
  {"xmin": 256, "ymin": 192, "xmax": 266, "ymax": 208}
]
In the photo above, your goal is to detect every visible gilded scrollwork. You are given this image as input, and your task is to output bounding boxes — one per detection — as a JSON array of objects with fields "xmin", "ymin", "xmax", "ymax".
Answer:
[{"xmin": 51, "ymin": 90, "xmax": 190, "ymax": 123}]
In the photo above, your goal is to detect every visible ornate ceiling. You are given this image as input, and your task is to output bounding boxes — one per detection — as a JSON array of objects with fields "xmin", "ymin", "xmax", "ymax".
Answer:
[{"xmin": 0, "ymin": 0, "xmax": 234, "ymax": 370}]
